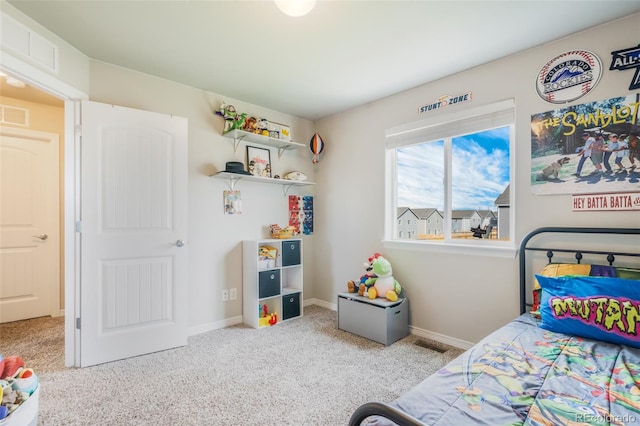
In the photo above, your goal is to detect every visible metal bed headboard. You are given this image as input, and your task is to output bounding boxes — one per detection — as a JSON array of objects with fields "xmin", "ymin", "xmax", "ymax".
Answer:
[{"xmin": 519, "ymin": 227, "xmax": 640, "ymax": 315}]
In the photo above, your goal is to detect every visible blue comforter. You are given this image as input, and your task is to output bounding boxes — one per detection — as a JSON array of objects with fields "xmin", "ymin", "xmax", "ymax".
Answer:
[{"xmin": 368, "ymin": 315, "xmax": 640, "ymax": 425}]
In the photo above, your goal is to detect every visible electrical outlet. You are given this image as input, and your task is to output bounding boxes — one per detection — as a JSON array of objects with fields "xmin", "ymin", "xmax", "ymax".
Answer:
[
  {"xmin": 222, "ymin": 289, "xmax": 229, "ymax": 302},
  {"xmin": 229, "ymin": 288, "xmax": 237, "ymax": 300}
]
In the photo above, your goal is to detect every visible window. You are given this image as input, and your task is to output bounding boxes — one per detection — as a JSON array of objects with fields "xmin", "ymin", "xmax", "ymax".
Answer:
[{"xmin": 384, "ymin": 100, "xmax": 515, "ymax": 254}]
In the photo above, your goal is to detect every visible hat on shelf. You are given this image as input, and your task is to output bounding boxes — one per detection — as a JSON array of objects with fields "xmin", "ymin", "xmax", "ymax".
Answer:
[{"xmin": 222, "ymin": 161, "xmax": 251, "ymax": 175}]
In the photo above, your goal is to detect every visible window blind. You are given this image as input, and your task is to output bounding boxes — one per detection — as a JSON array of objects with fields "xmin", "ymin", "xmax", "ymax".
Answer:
[{"xmin": 385, "ymin": 99, "xmax": 515, "ymax": 149}]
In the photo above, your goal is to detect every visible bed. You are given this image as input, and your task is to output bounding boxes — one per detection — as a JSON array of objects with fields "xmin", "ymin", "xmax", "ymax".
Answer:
[{"xmin": 349, "ymin": 227, "xmax": 640, "ymax": 426}]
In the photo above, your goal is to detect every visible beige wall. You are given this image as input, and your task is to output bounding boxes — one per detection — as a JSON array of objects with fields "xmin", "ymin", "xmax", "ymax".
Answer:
[
  {"xmin": 87, "ymin": 62, "xmax": 317, "ymax": 329},
  {"xmin": 314, "ymin": 13, "xmax": 640, "ymax": 344},
  {"xmin": 0, "ymin": 95, "xmax": 65, "ymax": 310}
]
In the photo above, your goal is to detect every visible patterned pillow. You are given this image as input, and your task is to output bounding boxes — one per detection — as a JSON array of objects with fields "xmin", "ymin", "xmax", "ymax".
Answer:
[
  {"xmin": 617, "ymin": 267, "xmax": 640, "ymax": 280},
  {"xmin": 530, "ymin": 263, "xmax": 591, "ymax": 318},
  {"xmin": 536, "ymin": 274, "xmax": 640, "ymax": 348}
]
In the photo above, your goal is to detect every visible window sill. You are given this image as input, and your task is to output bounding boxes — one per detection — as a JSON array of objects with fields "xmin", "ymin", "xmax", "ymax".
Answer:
[{"xmin": 382, "ymin": 239, "xmax": 518, "ymax": 258}]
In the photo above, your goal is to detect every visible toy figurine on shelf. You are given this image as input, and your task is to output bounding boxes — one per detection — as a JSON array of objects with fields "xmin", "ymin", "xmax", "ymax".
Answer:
[
  {"xmin": 215, "ymin": 103, "xmax": 236, "ymax": 133},
  {"xmin": 215, "ymin": 102, "xmax": 246, "ymax": 134},
  {"xmin": 258, "ymin": 304, "xmax": 278, "ymax": 326}
]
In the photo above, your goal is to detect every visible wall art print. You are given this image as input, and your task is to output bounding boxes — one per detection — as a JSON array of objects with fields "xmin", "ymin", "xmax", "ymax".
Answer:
[
  {"xmin": 530, "ymin": 93, "xmax": 639, "ymax": 196},
  {"xmin": 224, "ymin": 190, "xmax": 242, "ymax": 215},
  {"xmin": 302, "ymin": 196, "xmax": 314, "ymax": 235},
  {"xmin": 610, "ymin": 44, "xmax": 640, "ymax": 91},
  {"xmin": 536, "ymin": 50, "xmax": 602, "ymax": 104},
  {"xmin": 246, "ymin": 145, "xmax": 271, "ymax": 178},
  {"xmin": 288, "ymin": 195, "xmax": 314, "ymax": 235},
  {"xmin": 288, "ymin": 195, "xmax": 300, "ymax": 234}
]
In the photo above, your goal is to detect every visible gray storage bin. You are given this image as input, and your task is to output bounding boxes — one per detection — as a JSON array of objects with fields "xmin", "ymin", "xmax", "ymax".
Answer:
[
  {"xmin": 258, "ymin": 269, "xmax": 280, "ymax": 298},
  {"xmin": 282, "ymin": 292, "xmax": 301, "ymax": 320},
  {"xmin": 281, "ymin": 240, "xmax": 301, "ymax": 266}
]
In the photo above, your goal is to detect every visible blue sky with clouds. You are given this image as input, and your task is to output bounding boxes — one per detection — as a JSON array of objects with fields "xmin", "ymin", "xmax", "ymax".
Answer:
[{"xmin": 397, "ymin": 126, "xmax": 510, "ymax": 210}]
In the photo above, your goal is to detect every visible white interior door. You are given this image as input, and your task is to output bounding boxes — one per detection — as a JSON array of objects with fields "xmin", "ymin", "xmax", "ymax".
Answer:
[
  {"xmin": 80, "ymin": 101, "xmax": 188, "ymax": 367},
  {"xmin": 0, "ymin": 127, "xmax": 60, "ymax": 323}
]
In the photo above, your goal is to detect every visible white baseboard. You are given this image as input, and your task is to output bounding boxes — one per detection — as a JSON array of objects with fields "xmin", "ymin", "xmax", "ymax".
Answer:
[
  {"xmin": 305, "ymin": 297, "xmax": 336, "ymax": 311},
  {"xmin": 188, "ymin": 315, "xmax": 243, "ymax": 336},
  {"xmin": 409, "ymin": 325, "xmax": 474, "ymax": 350}
]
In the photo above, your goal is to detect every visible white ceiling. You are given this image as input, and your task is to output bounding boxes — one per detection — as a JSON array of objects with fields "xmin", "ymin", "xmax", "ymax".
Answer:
[{"xmin": 6, "ymin": 1, "xmax": 640, "ymax": 121}]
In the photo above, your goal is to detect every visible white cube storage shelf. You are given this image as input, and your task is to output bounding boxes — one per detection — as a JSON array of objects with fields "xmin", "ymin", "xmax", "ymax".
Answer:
[{"xmin": 243, "ymin": 239, "xmax": 303, "ymax": 328}]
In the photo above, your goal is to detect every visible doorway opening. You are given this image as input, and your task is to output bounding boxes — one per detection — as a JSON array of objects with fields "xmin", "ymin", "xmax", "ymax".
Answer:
[{"xmin": 0, "ymin": 69, "xmax": 66, "ymax": 366}]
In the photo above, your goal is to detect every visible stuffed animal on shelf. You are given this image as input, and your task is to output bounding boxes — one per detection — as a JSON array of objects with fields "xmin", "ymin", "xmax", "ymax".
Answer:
[
  {"xmin": 215, "ymin": 103, "xmax": 247, "ymax": 134},
  {"xmin": 231, "ymin": 112, "xmax": 247, "ymax": 132},
  {"xmin": 365, "ymin": 256, "xmax": 402, "ymax": 302},
  {"xmin": 215, "ymin": 103, "xmax": 237, "ymax": 133}
]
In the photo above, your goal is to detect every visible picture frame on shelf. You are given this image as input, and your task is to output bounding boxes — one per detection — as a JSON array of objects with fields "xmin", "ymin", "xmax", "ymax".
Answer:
[{"xmin": 246, "ymin": 145, "xmax": 272, "ymax": 178}]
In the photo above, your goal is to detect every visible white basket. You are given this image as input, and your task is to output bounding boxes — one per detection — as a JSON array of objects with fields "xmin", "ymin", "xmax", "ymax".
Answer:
[
  {"xmin": 258, "ymin": 259, "xmax": 276, "ymax": 269},
  {"xmin": 0, "ymin": 384, "xmax": 39, "ymax": 426}
]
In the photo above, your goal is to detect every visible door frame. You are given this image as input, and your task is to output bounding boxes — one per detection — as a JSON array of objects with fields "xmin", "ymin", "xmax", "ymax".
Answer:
[{"xmin": 1, "ymin": 55, "xmax": 88, "ymax": 367}]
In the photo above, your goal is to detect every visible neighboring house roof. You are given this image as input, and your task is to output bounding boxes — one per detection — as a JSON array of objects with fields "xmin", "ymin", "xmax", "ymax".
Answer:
[
  {"xmin": 397, "ymin": 207, "xmax": 419, "ymax": 219},
  {"xmin": 411, "ymin": 208, "xmax": 443, "ymax": 220},
  {"xmin": 477, "ymin": 209, "xmax": 497, "ymax": 219},
  {"xmin": 400, "ymin": 207, "xmax": 498, "ymax": 220},
  {"xmin": 494, "ymin": 184, "xmax": 510, "ymax": 206},
  {"xmin": 451, "ymin": 210, "xmax": 477, "ymax": 219}
]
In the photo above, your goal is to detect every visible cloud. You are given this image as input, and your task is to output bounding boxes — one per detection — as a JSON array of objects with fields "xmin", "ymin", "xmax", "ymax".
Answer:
[
  {"xmin": 397, "ymin": 128, "xmax": 510, "ymax": 209},
  {"xmin": 397, "ymin": 142, "xmax": 444, "ymax": 208}
]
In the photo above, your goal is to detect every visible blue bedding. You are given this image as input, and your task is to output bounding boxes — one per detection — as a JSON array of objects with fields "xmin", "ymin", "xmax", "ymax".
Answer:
[{"xmin": 366, "ymin": 314, "xmax": 640, "ymax": 425}]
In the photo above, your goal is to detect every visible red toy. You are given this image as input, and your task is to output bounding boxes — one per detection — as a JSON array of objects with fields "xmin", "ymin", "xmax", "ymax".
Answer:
[
  {"xmin": 268, "ymin": 313, "xmax": 278, "ymax": 326},
  {"xmin": 1, "ymin": 355, "xmax": 24, "ymax": 379}
]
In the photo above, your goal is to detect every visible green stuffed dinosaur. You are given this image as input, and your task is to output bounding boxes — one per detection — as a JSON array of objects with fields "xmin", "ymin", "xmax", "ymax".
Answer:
[{"xmin": 365, "ymin": 256, "xmax": 401, "ymax": 301}]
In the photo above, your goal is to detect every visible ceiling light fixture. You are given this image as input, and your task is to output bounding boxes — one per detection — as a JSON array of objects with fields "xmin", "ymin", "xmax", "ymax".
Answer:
[
  {"xmin": 5, "ymin": 77, "xmax": 26, "ymax": 88},
  {"xmin": 274, "ymin": 0, "xmax": 316, "ymax": 17}
]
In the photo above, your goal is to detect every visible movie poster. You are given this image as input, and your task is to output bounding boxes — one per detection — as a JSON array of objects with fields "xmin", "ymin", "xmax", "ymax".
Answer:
[{"xmin": 530, "ymin": 94, "xmax": 639, "ymax": 195}]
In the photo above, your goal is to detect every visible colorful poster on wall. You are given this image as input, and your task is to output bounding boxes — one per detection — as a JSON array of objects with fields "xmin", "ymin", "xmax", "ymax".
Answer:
[
  {"xmin": 224, "ymin": 190, "xmax": 242, "ymax": 215},
  {"xmin": 530, "ymin": 94, "xmax": 640, "ymax": 195},
  {"xmin": 610, "ymin": 44, "xmax": 640, "ymax": 91},
  {"xmin": 288, "ymin": 195, "xmax": 314, "ymax": 235},
  {"xmin": 288, "ymin": 195, "xmax": 301, "ymax": 234},
  {"xmin": 302, "ymin": 196, "xmax": 314, "ymax": 235}
]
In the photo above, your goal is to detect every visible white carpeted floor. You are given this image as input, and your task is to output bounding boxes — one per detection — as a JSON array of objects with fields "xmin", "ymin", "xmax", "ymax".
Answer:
[{"xmin": 1, "ymin": 305, "xmax": 463, "ymax": 426}]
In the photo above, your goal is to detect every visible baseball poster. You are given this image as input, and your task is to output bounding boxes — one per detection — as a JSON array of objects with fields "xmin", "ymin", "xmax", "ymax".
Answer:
[{"xmin": 530, "ymin": 94, "xmax": 639, "ymax": 196}]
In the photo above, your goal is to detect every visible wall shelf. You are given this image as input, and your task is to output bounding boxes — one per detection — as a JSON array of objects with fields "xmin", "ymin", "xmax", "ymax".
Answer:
[
  {"xmin": 211, "ymin": 172, "xmax": 314, "ymax": 195},
  {"xmin": 222, "ymin": 129, "xmax": 305, "ymax": 157}
]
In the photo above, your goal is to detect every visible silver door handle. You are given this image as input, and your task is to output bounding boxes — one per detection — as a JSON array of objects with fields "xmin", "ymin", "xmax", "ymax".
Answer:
[
  {"xmin": 171, "ymin": 239, "xmax": 185, "ymax": 248},
  {"xmin": 32, "ymin": 234, "xmax": 48, "ymax": 240}
]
